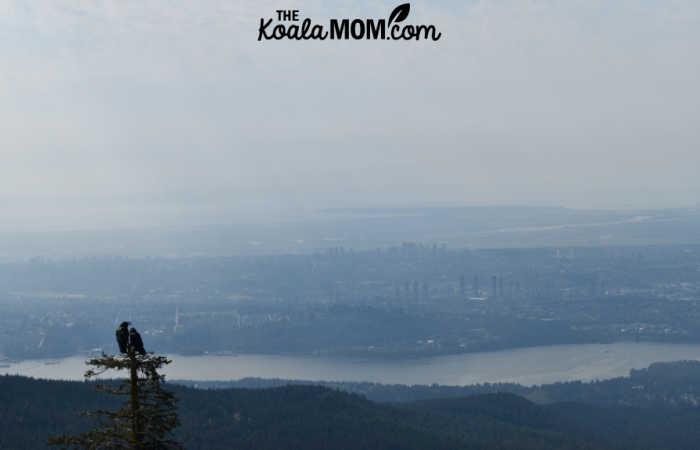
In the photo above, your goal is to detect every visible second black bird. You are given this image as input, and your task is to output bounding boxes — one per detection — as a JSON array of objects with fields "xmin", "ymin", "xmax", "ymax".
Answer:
[{"xmin": 129, "ymin": 327, "xmax": 146, "ymax": 355}]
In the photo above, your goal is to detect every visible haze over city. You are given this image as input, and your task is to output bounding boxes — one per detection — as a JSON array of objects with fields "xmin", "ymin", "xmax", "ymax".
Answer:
[{"xmin": 2, "ymin": 0, "xmax": 699, "ymax": 232}]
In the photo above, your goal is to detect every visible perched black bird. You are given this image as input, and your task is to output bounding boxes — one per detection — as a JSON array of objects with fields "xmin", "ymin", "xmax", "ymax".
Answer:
[
  {"xmin": 129, "ymin": 327, "xmax": 146, "ymax": 355},
  {"xmin": 116, "ymin": 321, "xmax": 130, "ymax": 353}
]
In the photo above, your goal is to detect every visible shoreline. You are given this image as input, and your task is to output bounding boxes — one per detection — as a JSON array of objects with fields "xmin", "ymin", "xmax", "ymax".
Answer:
[{"xmin": 4, "ymin": 341, "xmax": 700, "ymax": 387}]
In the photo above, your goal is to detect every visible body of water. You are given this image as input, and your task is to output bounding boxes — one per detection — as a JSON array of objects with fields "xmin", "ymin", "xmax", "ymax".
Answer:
[{"xmin": 4, "ymin": 342, "xmax": 700, "ymax": 386}]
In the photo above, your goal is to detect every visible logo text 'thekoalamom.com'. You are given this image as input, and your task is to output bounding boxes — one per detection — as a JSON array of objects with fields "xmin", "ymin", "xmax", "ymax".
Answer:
[{"xmin": 258, "ymin": 3, "xmax": 442, "ymax": 42}]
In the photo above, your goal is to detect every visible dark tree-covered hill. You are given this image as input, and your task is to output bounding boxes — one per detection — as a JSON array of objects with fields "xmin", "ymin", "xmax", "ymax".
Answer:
[{"xmin": 3, "ymin": 374, "xmax": 700, "ymax": 449}]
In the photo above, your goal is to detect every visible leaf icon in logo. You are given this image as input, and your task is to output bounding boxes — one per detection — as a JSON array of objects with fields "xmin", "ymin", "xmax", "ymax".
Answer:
[{"xmin": 388, "ymin": 3, "xmax": 410, "ymax": 25}]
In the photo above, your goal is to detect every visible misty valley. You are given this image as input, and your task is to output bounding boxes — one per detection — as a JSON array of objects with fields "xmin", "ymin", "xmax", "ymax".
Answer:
[
  {"xmin": 4, "ymin": 207, "xmax": 700, "ymax": 449},
  {"xmin": 5, "ymin": 0, "xmax": 700, "ymax": 446}
]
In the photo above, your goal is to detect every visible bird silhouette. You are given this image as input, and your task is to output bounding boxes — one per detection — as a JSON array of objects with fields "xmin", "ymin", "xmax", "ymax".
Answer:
[
  {"xmin": 116, "ymin": 321, "xmax": 130, "ymax": 354},
  {"xmin": 129, "ymin": 327, "xmax": 146, "ymax": 355}
]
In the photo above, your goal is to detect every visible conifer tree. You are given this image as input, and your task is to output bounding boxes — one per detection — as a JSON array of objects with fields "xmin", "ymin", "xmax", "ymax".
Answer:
[{"xmin": 49, "ymin": 347, "xmax": 182, "ymax": 449}]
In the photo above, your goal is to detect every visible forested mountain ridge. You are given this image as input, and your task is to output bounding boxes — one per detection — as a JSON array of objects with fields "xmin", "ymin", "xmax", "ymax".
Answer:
[
  {"xmin": 4, "ymin": 372, "xmax": 700, "ymax": 449},
  {"xmin": 183, "ymin": 360, "xmax": 700, "ymax": 407}
]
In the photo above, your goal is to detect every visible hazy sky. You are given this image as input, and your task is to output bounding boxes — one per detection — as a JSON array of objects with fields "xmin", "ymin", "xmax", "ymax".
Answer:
[{"xmin": 2, "ymin": 1, "xmax": 699, "ymax": 230}]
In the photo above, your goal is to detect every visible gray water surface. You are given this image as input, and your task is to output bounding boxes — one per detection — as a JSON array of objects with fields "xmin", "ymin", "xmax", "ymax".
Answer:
[{"xmin": 4, "ymin": 342, "xmax": 700, "ymax": 386}]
